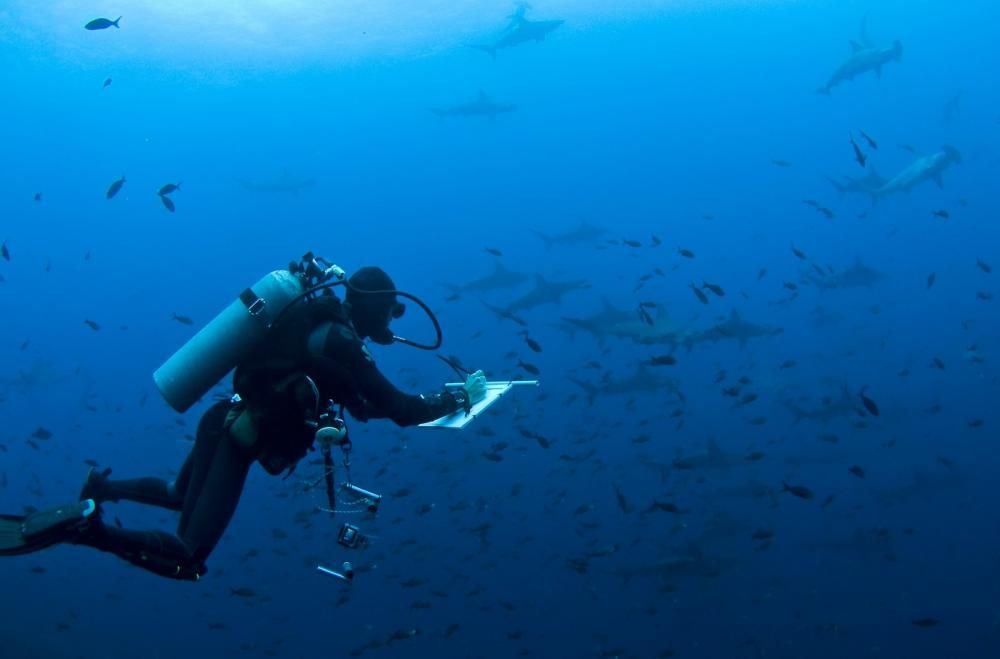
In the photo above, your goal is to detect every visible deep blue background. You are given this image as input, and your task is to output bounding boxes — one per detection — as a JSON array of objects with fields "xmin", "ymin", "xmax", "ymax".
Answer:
[{"xmin": 1, "ymin": 1, "xmax": 998, "ymax": 657}]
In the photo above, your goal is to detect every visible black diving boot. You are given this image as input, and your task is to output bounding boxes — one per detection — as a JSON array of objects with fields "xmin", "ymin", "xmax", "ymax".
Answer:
[{"xmin": 79, "ymin": 467, "xmax": 115, "ymax": 503}]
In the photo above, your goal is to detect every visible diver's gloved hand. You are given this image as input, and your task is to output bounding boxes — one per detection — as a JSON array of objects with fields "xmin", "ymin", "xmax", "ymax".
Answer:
[{"xmin": 462, "ymin": 370, "xmax": 488, "ymax": 407}]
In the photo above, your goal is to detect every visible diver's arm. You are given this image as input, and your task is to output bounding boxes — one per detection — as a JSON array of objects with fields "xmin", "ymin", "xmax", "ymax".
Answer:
[
  {"xmin": 311, "ymin": 323, "xmax": 464, "ymax": 426},
  {"xmin": 352, "ymin": 364, "xmax": 465, "ymax": 426}
]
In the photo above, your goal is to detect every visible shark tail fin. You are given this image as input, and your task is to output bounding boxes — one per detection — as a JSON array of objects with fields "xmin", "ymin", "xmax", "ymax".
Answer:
[
  {"xmin": 783, "ymin": 400, "xmax": 806, "ymax": 424},
  {"xmin": 568, "ymin": 377, "xmax": 599, "ymax": 406},
  {"xmin": 824, "ymin": 175, "xmax": 847, "ymax": 197},
  {"xmin": 530, "ymin": 229, "xmax": 554, "ymax": 249},
  {"xmin": 469, "ymin": 44, "xmax": 497, "ymax": 59},
  {"xmin": 113, "ymin": 16, "xmax": 122, "ymax": 28},
  {"xmin": 479, "ymin": 299, "xmax": 505, "ymax": 322},
  {"xmin": 859, "ymin": 13, "xmax": 873, "ymax": 47}
]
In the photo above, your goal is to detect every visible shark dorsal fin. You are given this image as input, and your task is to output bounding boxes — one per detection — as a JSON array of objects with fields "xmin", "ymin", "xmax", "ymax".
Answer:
[{"xmin": 858, "ymin": 14, "xmax": 874, "ymax": 48}]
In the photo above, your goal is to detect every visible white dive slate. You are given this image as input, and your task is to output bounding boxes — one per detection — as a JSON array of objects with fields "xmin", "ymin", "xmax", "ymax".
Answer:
[{"xmin": 419, "ymin": 380, "xmax": 540, "ymax": 430}]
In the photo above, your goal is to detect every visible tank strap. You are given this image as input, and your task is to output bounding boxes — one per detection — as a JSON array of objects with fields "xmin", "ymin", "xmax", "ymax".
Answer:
[{"xmin": 239, "ymin": 287, "xmax": 275, "ymax": 326}]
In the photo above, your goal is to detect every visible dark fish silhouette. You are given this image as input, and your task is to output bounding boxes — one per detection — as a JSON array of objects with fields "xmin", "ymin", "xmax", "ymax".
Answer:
[
  {"xmin": 859, "ymin": 130, "xmax": 878, "ymax": 150},
  {"xmin": 103, "ymin": 78, "xmax": 112, "ymax": 88},
  {"xmin": 158, "ymin": 182, "xmax": 182, "ymax": 196},
  {"xmin": 1, "ymin": 241, "xmax": 9, "ymax": 261},
  {"xmin": 859, "ymin": 389, "xmax": 880, "ymax": 416},
  {"xmin": 702, "ymin": 281, "xmax": 725, "ymax": 297},
  {"xmin": 517, "ymin": 360, "xmax": 540, "ymax": 376},
  {"xmin": 677, "ymin": 248, "xmax": 695, "ymax": 259},
  {"xmin": 690, "ymin": 283, "xmax": 709, "ymax": 304},
  {"xmin": 106, "ymin": 176, "xmax": 126, "ymax": 199},
  {"xmin": 782, "ymin": 482, "xmax": 813, "ymax": 500},
  {"xmin": 159, "ymin": 194, "xmax": 176, "ymax": 213},
  {"xmin": 927, "ymin": 272, "xmax": 936, "ymax": 289},
  {"xmin": 84, "ymin": 319, "xmax": 101, "ymax": 331},
  {"xmin": 520, "ymin": 331, "xmax": 542, "ymax": 353},
  {"xmin": 171, "ymin": 313, "xmax": 193, "ymax": 325},
  {"xmin": 644, "ymin": 501, "xmax": 679, "ymax": 514},
  {"xmin": 649, "ymin": 354, "xmax": 677, "ymax": 367},
  {"xmin": 613, "ymin": 484, "xmax": 632, "ymax": 514},
  {"xmin": 848, "ymin": 465, "xmax": 866, "ymax": 479},
  {"xmin": 85, "ymin": 17, "xmax": 121, "ymax": 30},
  {"xmin": 850, "ymin": 135, "xmax": 867, "ymax": 168}
]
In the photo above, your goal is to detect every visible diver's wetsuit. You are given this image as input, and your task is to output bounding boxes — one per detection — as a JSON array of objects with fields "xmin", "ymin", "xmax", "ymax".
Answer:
[{"xmin": 77, "ymin": 295, "xmax": 462, "ymax": 580}]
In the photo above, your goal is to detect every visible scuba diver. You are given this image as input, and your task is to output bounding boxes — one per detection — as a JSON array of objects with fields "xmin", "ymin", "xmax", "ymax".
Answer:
[{"xmin": 0, "ymin": 256, "xmax": 488, "ymax": 581}]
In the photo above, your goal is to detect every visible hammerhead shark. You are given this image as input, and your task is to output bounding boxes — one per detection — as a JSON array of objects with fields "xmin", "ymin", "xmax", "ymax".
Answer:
[
  {"xmin": 431, "ymin": 91, "xmax": 517, "ymax": 119},
  {"xmin": 817, "ymin": 18, "xmax": 902, "ymax": 94},
  {"xmin": 471, "ymin": 5, "xmax": 564, "ymax": 58},
  {"xmin": 873, "ymin": 145, "xmax": 963, "ymax": 199}
]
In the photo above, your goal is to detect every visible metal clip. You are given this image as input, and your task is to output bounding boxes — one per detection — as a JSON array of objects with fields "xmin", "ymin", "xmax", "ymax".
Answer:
[
  {"xmin": 317, "ymin": 561, "xmax": 354, "ymax": 583},
  {"xmin": 342, "ymin": 483, "xmax": 382, "ymax": 515}
]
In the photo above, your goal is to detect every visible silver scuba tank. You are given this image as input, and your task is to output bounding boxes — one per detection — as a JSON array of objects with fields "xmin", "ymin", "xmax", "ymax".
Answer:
[{"xmin": 153, "ymin": 269, "xmax": 306, "ymax": 413}]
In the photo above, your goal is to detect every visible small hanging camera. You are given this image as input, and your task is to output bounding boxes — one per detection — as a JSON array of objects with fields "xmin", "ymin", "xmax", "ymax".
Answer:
[{"xmin": 337, "ymin": 523, "xmax": 368, "ymax": 549}]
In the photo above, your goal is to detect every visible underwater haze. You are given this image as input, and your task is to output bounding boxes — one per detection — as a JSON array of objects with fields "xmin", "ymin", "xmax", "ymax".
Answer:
[{"xmin": 2, "ymin": 0, "xmax": 1000, "ymax": 657}]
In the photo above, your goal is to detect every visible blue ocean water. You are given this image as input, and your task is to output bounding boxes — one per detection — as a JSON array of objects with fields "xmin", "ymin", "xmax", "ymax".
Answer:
[{"xmin": 1, "ymin": 1, "xmax": 998, "ymax": 657}]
